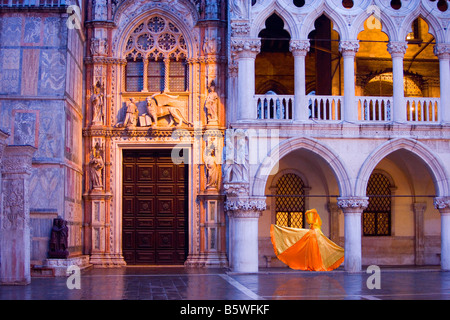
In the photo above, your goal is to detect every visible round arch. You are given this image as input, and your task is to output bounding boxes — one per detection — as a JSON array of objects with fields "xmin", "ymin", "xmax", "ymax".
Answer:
[
  {"xmin": 355, "ymin": 138, "xmax": 450, "ymax": 198},
  {"xmin": 251, "ymin": 137, "xmax": 352, "ymax": 198}
]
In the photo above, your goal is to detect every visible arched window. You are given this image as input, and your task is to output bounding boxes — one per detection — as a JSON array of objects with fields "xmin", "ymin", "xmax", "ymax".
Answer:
[
  {"xmin": 363, "ymin": 173, "xmax": 392, "ymax": 236},
  {"xmin": 275, "ymin": 173, "xmax": 305, "ymax": 228},
  {"xmin": 124, "ymin": 16, "xmax": 188, "ymax": 93}
]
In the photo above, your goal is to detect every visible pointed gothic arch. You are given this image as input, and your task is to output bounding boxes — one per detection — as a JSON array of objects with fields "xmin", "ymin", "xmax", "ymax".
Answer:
[{"xmin": 355, "ymin": 138, "xmax": 450, "ymax": 198}]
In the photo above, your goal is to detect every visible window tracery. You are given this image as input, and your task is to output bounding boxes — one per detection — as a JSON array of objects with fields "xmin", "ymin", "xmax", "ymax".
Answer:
[{"xmin": 124, "ymin": 16, "xmax": 188, "ymax": 92}]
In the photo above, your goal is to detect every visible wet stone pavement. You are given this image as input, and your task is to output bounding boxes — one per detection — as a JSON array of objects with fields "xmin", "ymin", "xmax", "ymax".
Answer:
[{"xmin": 1, "ymin": 266, "xmax": 450, "ymax": 301}]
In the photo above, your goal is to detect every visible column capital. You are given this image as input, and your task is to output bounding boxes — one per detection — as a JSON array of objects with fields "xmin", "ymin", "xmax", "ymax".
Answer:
[
  {"xmin": 289, "ymin": 40, "xmax": 310, "ymax": 56},
  {"xmin": 434, "ymin": 43, "xmax": 450, "ymax": 59},
  {"xmin": 2, "ymin": 145, "xmax": 36, "ymax": 176},
  {"xmin": 434, "ymin": 197, "xmax": 450, "ymax": 211},
  {"xmin": 224, "ymin": 196, "xmax": 266, "ymax": 217},
  {"xmin": 387, "ymin": 41, "xmax": 408, "ymax": 58},
  {"xmin": 231, "ymin": 38, "xmax": 261, "ymax": 58},
  {"xmin": 339, "ymin": 40, "xmax": 359, "ymax": 56},
  {"xmin": 337, "ymin": 197, "xmax": 369, "ymax": 211}
]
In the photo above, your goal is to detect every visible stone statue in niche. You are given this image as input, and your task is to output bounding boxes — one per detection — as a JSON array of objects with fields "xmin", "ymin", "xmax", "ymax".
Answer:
[
  {"xmin": 144, "ymin": 93, "xmax": 192, "ymax": 127},
  {"xmin": 230, "ymin": 0, "xmax": 248, "ymax": 20},
  {"xmin": 205, "ymin": 0, "xmax": 219, "ymax": 19},
  {"xmin": 89, "ymin": 144, "xmax": 104, "ymax": 190},
  {"xmin": 222, "ymin": 129, "xmax": 248, "ymax": 183},
  {"xmin": 93, "ymin": 0, "xmax": 107, "ymax": 20},
  {"xmin": 91, "ymin": 82, "xmax": 105, "ymax": 125},
  {"xmin": 204, "ymin": 81, "xmax": 219, "ymax": 125},
  {"xmin": 204, "ymin": 137, "xmax": 220, "ymax": 190},
  {"xmin": 123, "ymin": 97, "xmax": 139, "ymax": 128},
  {"xmin": 48, "ymin": 216, "xmax": 69, "ymax": 259}
]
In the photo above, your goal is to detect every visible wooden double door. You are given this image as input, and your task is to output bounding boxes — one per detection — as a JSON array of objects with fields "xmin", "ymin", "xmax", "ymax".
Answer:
[{"xmin": 122, "ymin": 150, "xmax": 188, "ymax": 265}]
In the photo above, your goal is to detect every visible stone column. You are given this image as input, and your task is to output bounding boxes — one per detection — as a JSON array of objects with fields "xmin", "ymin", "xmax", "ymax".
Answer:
[
  {"xmin": 328, "ymin": 202, "xmax": 341, "ymax": 244},
  {"xmin": 290, "ymin": 40, "xmax": 310, "ymax": 121},
  {"xmin": 434, "ymin": 197, "xmax": 450, "ymax": 270},
  {"xmin": 434, "ymin": 44, "xmax": 450, "ymax": 124},
  {"xmin": 387, "ymin": 41, "xmax": 408, "ymax": 123},
  {"xmin": 1, "ymin": 145, "xmax": 36, "ymax": 285},
  {"xmin": 231, "ymin": 39, "xmax": 261, "ymax": 121},
  {"xmin": 225, "ymin": 194, "xmax": 266, "ymax": 273},
  {"xmin": 413, "ymin": 202, "xmax": 426, "ymax": 265},
  {"xmin": 338, "ymin": 197, "xmax": 368, "ymax": 273},
  {"xmin": 339, "ymin": 40, "xmax": 359, "ymax": 122}
]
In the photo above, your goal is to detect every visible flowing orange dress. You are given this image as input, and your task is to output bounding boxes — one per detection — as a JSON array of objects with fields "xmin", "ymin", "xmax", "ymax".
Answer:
[{"xmin": 270, "ymin": 209, "xmax": 344, "ymax": 271}]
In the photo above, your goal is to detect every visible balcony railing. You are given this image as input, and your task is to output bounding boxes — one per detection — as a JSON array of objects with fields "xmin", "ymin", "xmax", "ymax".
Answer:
[
  {"xmin": 0, "ymin": 0, "xmax": 66, "ymax": 7},
  {"xmin": 256, "ymin": 95, "xmax": 294, "ymax": 120},
  {"xmin": 406, "ymin": 97, "xmax": 439, "ymax": 122},
  {"xmin": 254, "ymin": 94, "xmax": 440, "ymax": 123},
  {"xmin": 308, "ymin": 95, "xmax": 342, "ymax": 121},
  {"xmin": 357, "ymin": 96, "xmax": 392, "ymax": 121}
]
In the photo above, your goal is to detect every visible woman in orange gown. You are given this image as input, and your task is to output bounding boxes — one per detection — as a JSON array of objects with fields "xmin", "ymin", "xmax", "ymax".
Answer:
[{"xmin": 270, "ymin": 209, "xmax": 344, "ymax": 271}]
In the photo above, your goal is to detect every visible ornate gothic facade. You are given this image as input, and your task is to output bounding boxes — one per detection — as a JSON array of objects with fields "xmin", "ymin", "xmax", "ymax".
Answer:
[{"xmin": 0, "ymin": 0, "xmax": 450, "ymax": 283}]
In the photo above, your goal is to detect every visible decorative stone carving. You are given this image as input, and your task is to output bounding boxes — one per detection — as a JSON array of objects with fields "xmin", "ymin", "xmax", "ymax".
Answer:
[
  {"xmin": 387, "ymin": 41, "xmax": 408, "ymax": 57},
  {"xmin": 204, "ymin": 81, "xmax": 219, "ymax": 125},
  {"xmin": 434, "ymin": 44, "xmax": 450, "ymax": 59},
  {"xmin": 223, "ymin": 129, "xmax": 248, "ymax": 183},
  {"xmin": 89, "ymin": 143, "xmax": 104, "ymax": 190},
  {"xmin": 337, "ymin": 197, "xmax": 369, "ymax": 210},
  {"xmin": 224, "ymin": 198, "xmax": 267, "ymax": 213},
  {"xmin": 289, "ymin": 40, "xmax": 310, "ymax": 55},
  {"xmin": 2, "ymin": 179, "xmax": 25, "ymax": 230},
  {"xmin": 231, "ymin": 22, "xmax": 250, "ymax": 37},
  {"xmin": 93, "ymin": 0, "xmax": 107, "ymax": 20},
  {"xmin": 145, "ymin": 93, "xmax": 191, "ymax": 127},
  {"xmin": 122, "ymin": 98, "xmax": 139, "ymax": 128},
  {"xmin": 124, "ymin": 15, "xmax": 187, "ymax": 62},
  {"xmin": 434, "ymin": 197, "xmax": 450, "ymax": 210},
  {"xmin": 230, "ymin": 39, "xmax": 261, "ymax": 57},
  {"xmin": 339, "ymin": 40, "xmax": 360, "ymax": 56},
  {"xmin": 48, "ymin": 217, "xmax": 69, "ymax": 259},
  {"xmin": 203, "ymin": 34, "xmax": 222, "ymax": 55},
  {"xmin": 204, "ymin": 136, "xmax": 220, "ymax": 190},
  {"xmin": 205, "ymin": 0, "xmax": 219, "ymax": 19},
  {"xmin": 230, "ymin": 0, "xmax": 249, "ymax": 20},
  {"xmin": 91, "ymin": 82, "xmax": 105, "ymax": 126},
  {"xmin": 1, "ymin": 145, "xmax": 35, "ymax": 285},
  {"xmin": 90, "ymin": 38, "xmax": 109, "ymax": 56}
]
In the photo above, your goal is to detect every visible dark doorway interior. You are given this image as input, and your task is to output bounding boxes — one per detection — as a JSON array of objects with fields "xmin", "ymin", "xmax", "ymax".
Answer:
[{"xmin": 122, "ymin": 150, "xmax": 188, "ymax": 265}]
